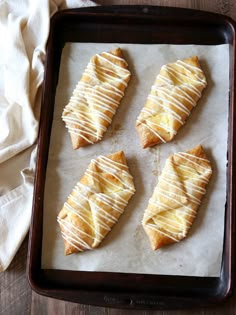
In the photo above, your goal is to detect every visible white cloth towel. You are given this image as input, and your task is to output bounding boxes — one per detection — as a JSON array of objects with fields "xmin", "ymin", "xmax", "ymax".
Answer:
[{"xmin": 0, "ymin": 0, "xmax": 97, "ymax": 272}]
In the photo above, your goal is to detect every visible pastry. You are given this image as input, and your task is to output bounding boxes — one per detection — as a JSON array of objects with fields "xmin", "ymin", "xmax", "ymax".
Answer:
[
  {"xmin": 136, "ymin": 56, "xmax": 207, "ymax": 148},
  {"xmin": 142, "ymin": 145, "xmax": 212, "ymax": 250},
  {"xmin": 57, "ymin": 151, "xmax": 135, "ymax": 255},
  {"xmin": 62, "ymin": 48, "xmax": 131, "ymax": 149}
]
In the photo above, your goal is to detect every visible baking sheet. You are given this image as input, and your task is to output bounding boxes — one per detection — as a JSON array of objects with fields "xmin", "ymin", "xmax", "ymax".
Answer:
[{"xmin": 41, "ymin": 43, "xmax": 229, "ymax": 277}]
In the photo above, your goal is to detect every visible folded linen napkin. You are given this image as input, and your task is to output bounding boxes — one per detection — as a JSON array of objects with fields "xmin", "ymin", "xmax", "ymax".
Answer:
[{"xmin": 0, "ymin": 0, "xmax": 97, "ymax": 272}]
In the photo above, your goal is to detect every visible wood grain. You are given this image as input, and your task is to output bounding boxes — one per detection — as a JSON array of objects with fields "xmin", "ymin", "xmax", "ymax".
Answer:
[
  {"xmin": 1, "ymin": 1, "xmax": 235, "ymax": 315},
  {"xmin": 0, "ymin": 235, "xmax": 31, "ymax": 315},
  {"xmin": 30, "ymin": 291, "xmax": 236, "ymax": 315},
  {"xmin": 97, "ymin": 0, "xmax": 236, "ymax": 20}
]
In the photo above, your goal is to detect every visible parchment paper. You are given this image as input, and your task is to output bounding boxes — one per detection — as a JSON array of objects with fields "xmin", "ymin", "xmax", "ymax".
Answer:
[{"xmin": 41, "ymin": 43, "xmax": 229, "ymax": 276}]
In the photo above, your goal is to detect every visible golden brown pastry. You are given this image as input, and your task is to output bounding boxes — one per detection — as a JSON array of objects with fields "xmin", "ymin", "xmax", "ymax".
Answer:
[
  {"xmin": 57, "ymin": 151, "xmax": 135, "ymax": 255},
  {"xmin": 136, "ymin": 56, "xmax": 207, "ymax": 148},
  {"xmin": 62, "ymin": 48, "xmax": 131, "ymax": 149},
  {"xmin": 142, "ymin": 145, "xmax": 212, "ymax": 250}
]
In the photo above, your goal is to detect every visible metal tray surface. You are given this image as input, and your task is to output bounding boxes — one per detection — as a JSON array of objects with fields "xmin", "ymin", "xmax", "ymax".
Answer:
[{"xmin": 27, "ymin": 6, "xmax": 236, "ymax": 310}]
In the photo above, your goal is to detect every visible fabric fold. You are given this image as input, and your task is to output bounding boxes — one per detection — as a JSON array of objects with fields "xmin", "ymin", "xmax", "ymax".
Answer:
[{"xmin": 0, "ymin": 0, "xmax": 97, "ymax": 271}]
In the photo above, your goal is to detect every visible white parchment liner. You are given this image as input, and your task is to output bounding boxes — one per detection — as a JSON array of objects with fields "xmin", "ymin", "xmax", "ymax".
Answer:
[{"xmin": 41, "ymin": 43, "xmax": 229, "ymax": 276}]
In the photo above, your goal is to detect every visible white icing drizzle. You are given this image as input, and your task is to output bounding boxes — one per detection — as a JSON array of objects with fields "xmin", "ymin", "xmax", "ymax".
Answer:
[
  {"xmin": 165, "ymin": 161, "xmax": 210, "ymax": 184},
  {"xmin": 143, "ymin": 148, "xmax": 211, "ymax": 243},
  {"xmin": 146, "ymin": 95, "xmax": 184, "ymax": 124},
  {"xmin": 158, "ymin": 74, "xmax": 173, "ymax": 85},
  {"xmin": 159, "ymin": 176, "xmax": 201, "ymax": 205},
  {"xmin": 102, "ymin": 51, "xmax": 128, "ymax": 65},
  {"xmin": 62, "ymin": 50, "xmax": 130, "ymax": 146},
  {"xmin": 70, "ymin": 94, "xmax": 116, "ymax": 115},
  {"xmin": 63, "ymin": 198, "xmax": 104, "ymax": 238},
  {"xmin": 152, "ymin": 85, "xmax": 191, "ymax": 115},
  {"xmin": 145, "ymin": 206, "xmax": 193, "ymax": 226},
  {"xmin": 149, "ymin": 93, "xmax": 190, "ymax": 116},
  {"xmin": 163, "ymin": 65, "xmax": 206, "ymax": 86},
  {"xmin": 136, "ymin": 119, "xmax": 167, "ymax": 143},
  {"xmin": 177, "ymin": 60, "xmax": 204, "ymax": 73},
  {"xmin": 175, "ymin": 86, "xmax": 196, "ymax": 106},
  {"xmin": 58, "ymin": 218, "xmax": 93, "ymax": 250},
  {"xmin": 161, "ymin": 86, "xmax": 196, "ymax": 106},
  {"xmin": 162, "ymin": 169, "xmax": 207, "ymax": 193},
  {"xmin": 77, "ymin": 79, "xmax": 124, "ymax": 97},
  {"xmin": 148, "ymin": 197, "xmax": 196, "ymax": 219},
  {"xmin": 97, "ymin": 194, "xmax": 126, "ymax": 213},
  {"xmin": 148, "ymin": 119, "xmax": 177, "ymax": 135},
  {"xmin": 86, "ymin": 63, "xmax": 128, "ymax": 87},
  {"xmin": 175, "ymin": 152, "xmax": 211, "ymax": 171},
  {"xmin": 58, "ymin": 153, "xmax": 135, "ymax": 252},
  {"xmin": 137, "ymin": 57, "xmax": 206, "ymax": 142},
  {"xmin": 151, "ymin": 209, "xmax": 191, "ymax": 226},
  {"xmin": 97, "ymin": 155, "xmax": 130, "ymax": 172},
  {"xmin": 99, "ymin": 83, "xmax": 124, "ymax": 97},
  {"xmin": 86, "ymin": 168, "xmax": 124, "ymax": 191},
  {"xmin": 181, "ymin": 83, "xmax": 202, "ymax": 98},
  {"xmin": 88, "ymin": 88, "xmax": 120, "ymax": 106},
  {"xmin": 178, "ymin": 151, "xmax": 210, "ymax": 162},
  {"xmin": 175, "ymin": 61, "xmax": 206, "ymax": 83},
  {"xmin": 153, "ymin": 216, "xmax": 187, "ymax": 233},
  {"xmin": 157, "ymin": 187, "xmax": 198, "ymax": 213},
  {"xmin": 95, "ymin": 53, "xmax": 130, "ymax": 73},
  {"xmin": 147, "ymin": 224, "xmax": 181, "ymax": 242}
]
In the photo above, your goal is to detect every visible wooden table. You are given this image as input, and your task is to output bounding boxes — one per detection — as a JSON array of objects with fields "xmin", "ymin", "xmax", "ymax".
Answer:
[{"xmin": 1, "ymin": 1, "xmax": 235, "ymax": 314}]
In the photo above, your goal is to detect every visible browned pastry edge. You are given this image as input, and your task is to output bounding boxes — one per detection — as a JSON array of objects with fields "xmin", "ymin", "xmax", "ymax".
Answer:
[
  {"xmin": 58, "ymin": 150, "xmax": 134, "ymax": 255},
  {"xmin": 64, "ymin": 47, "xmax": 131, "ymax": 150},
  {"xmin": 136, "ymin": 56, "xmax": 207, "ymax": 149},
  {"xmin": 142, "ymin": 144, "xmax": 212, "ymax": 250}
]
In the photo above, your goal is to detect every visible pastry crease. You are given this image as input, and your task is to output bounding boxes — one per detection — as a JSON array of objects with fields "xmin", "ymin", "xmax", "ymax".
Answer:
[
  {"xmin": 57, "ymin": 151, "xmax": 135, "ymax": 255},
  {"xmin": 62, "ymin": 48, "xmax": 131, "ymax": 149},
  {"xmin": 136, "ymin": 56, "xmax": 207, "ymax": 148},
  {"xmin": 142, "ymin": 145, "xmax": 212, "ymax": 250}
]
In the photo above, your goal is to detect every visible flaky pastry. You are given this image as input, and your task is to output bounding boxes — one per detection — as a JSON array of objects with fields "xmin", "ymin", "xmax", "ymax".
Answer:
[
  {"xmin": 57, "ymin": 151, "xmax": 135, "ymax": 255},
  {"xmin": 62, "ymin": 48, "xmax": 131, "ymax": 149},
  {"xmin": 142, "ymin": 145, "xmax": 212, "ymax": 250},
  {"xmin": 136, "ymin": 56, "xmax": 207, "ymax": 148}
]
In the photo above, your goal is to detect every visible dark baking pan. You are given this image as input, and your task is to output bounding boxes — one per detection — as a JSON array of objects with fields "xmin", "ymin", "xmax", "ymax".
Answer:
[{"xmin": 27, "ymin": 5, "xmax": 236, "ymax": 310}]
